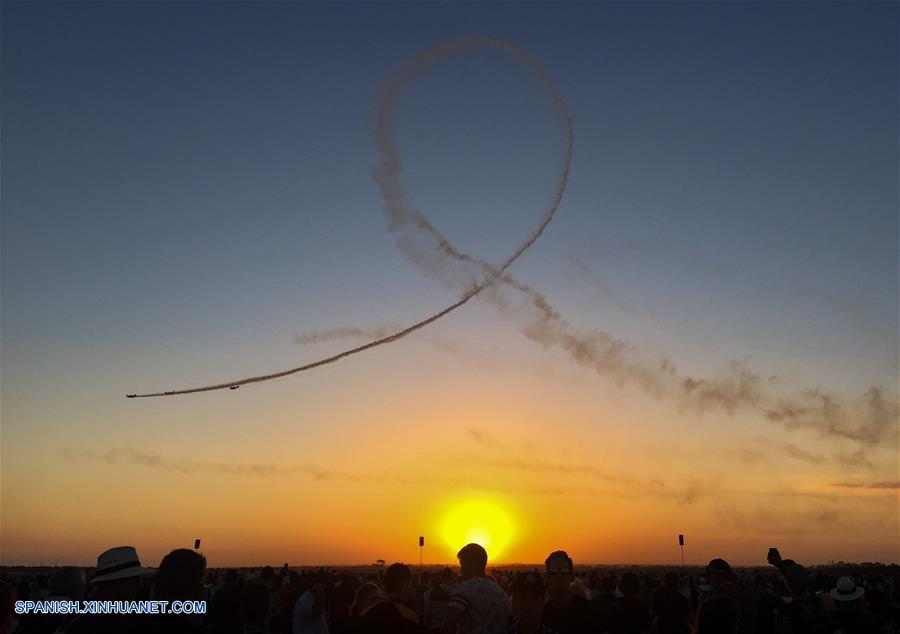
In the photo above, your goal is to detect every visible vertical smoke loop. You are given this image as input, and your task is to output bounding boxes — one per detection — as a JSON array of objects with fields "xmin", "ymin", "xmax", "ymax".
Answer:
[{"xmin": 127, "ymin": 37, "xmax": 573, "ymax": 398}]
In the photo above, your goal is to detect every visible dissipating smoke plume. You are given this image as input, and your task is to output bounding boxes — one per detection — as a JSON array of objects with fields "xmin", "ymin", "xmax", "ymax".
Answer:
[{"xmin": 126, "ymin": 36, "xmax": 574, "ymax": 398}]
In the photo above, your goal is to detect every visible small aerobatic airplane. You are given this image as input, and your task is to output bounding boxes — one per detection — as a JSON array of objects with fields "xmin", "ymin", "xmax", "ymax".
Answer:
[{"xmin": 126, "ymin": 386, "xmax": 239, "ymax": 397}]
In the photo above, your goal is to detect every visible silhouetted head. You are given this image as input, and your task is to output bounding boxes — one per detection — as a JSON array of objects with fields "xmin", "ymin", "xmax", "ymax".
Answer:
[
  {"xmin": 544, "ymin": 550, "xmax": 575, "ymax": 594},
  {"xmin": 49, "ymin": 566, "xmax": 85, "ymax": 600},
  {"xmin": 544, "ymin": 550, "xmax": 573, "ymax": 573},
  {"xmin": 384, "ymin": 563, "xmax": 411, "ymax": 599},
  {"xmin": 352, "ymin": 582, "xmax": 381, "ymax": 615},
  {"xmin": 242, "ymin": 582, "xmax": 270, "ymax": 625},
  {"xmin": 695, "ymin": 596, "xmax": 739, "ymax": 634},
  {"xmin": 706, "ymin": 558, "xmax": 733, "ymax": 586},
  {"xmin": 440, "ymin": 566, "xmax": 453, "ymax": 584},
  {"xmin": 155, "ymin": 548, "xmax": 207, "ymax": 601},
  {"xmin": 457, "ymin": 543, "xmax": 488, "ymax": 579},
  {"xmin": 88, "ymin": 545, "xmax": 152, "ymax": 601}
]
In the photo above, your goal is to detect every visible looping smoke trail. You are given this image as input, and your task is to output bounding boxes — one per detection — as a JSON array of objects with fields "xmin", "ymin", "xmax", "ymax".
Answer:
[{"xmin": 127, "ymin": 37, "xmax": 573, "ymax": 398}]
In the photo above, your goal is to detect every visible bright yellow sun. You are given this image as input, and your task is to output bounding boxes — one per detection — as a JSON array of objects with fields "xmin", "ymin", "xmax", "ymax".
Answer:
[{"xmin": 440, "ymin": 498, "xmax": 516, "ymax": 563}]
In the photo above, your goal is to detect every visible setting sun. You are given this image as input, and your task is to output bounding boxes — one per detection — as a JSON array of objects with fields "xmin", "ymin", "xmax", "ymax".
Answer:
[{"xmin": 440, "ymin": 498, "xmax": 517, "ymax": 563}]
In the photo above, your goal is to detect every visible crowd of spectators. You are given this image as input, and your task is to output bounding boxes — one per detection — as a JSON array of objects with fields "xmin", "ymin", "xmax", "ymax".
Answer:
[{"xmin": 1, "ymin": 543, "xmax": 897, "ymax": 633}]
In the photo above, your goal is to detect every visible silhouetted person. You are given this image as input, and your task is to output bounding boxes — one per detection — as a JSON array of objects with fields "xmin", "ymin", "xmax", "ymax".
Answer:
[
  {"xmin": 830, "ymin": 576, "xmax": 877, "ymax": 634},
  {"xmin": 606, "ymin": 572, "xmax": 651, "ymax": 634},
  {"xmin": 700, "ymin": 559, "xmax": 755, "ymax": 634},
  {"xmin": 66, "ymin": 545, "xmax": 153, "ymax": 634},
  {"xmin": 511, "ymin": 571, "xmax": 545, "ymax": 634},
  {"xmin": 155, "ymin": 548, "xmax": 207, "ymax": 602},
  {"xmin": 212, "ymin": 569, "xmax": 244, "ymax": 634},
  {"xmin": 694, "ymin": 596, "xmax": 739, "ymax": 634},
  {"xmin": 541, "ymin": 550, "xmax": 596, "ymax": 633},
  {"xmin": 48, "ymin": 566, "xmax": 85, "ymax": 601},
  {"xmin": 17, "ymin": 566, "xmax": 85, "ymax": 634},
  {"xmin": 442, "ymin": 543, "xmax": 515, "ymax": 634},
  {"xmin": 329, "ymin": 572, "xmax": 360, "ymax": 634},
  {"xmin": 424, "ymin": 567, "xmax": 455, "ymax": 634},
  {"xmin": 293, "ymin": 577, "xmax": 328, "ymax": 634},
  {"xmin": 356, "ymin": 563, "xmax": 423, "ymax": 633},
  {"xmin": 139, "ymin": 548, "xmax": 207, "ymax": 633},
  {"xmin": 653, "ymin": 571, "xmax": 690, "ymax": 634},
  {"xmin": 242, "ymin": 582, "xmax": 271, "ymax": 634},
  {"xmin": 271, "ymin": 571, "xmax": 302, "ymax": 634},
  {"xmin": 773, "ymin": 563, "xmax": 835, "ymax": 634},
  {"xmin": 345, "ymin": 581, "xmax": 382, "ymax": 633},
  {"xmin": 592, "ymin": 575, "xmax": 618, "ymax": 627},
  {"xmin": 766, "ymin": 547, "xmax": 792, "ymax": 575}
]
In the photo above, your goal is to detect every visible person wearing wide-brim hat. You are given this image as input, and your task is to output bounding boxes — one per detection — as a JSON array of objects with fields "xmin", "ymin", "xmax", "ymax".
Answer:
[
  {"xmin": 66, "ymin": 546, "xmax": 154, "ymax": 634},
  {"xmin": 88, "ymin": 545, "xmax": 154, "ymax": 585},
  {"xmin": 830, "ymin": 576, "xmax": 865, "ymax": 603},
  {"xmin": 830, "ymin": 576, "xmax": 878, "ymax": 634}
]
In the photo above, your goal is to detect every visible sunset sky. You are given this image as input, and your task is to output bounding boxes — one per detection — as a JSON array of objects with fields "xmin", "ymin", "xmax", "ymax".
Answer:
[{"xmin": 2, "ymin": 2, "xmax": 897, "ymax": 568}]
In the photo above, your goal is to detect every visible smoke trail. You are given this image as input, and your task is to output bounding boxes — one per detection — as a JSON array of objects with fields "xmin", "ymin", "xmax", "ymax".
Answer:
[
  {"xmin": 464, "ymin": 453, "xmax": 708, "ymax": 504},
  {"xmin": 127, "ymin": 36, "xmax": 573, "ymax": 398},
  {"xmin": 124, "ymin": 38, "xmax": 897, "ymax": 469},
  {"xmin": 782, "ymin": 443, "xmax": 826, "ymax": 465},
  {"xmin": 69, "ymin": 446, "xmax": 711, "ymax": 502},
  {"xmin": 67, "ymin": 447, "xmax": 369, "ymax": 481},
  {"xmin": 292, "ymin": 325, "xmax": 399, "ymax": 345},
  {"xmin": 66, "ymin": 447, "xmax": 585, "ymax": 496},
  {"xmin": 831, "ymin": 481, "xmax": 900, "ymax": 490}
]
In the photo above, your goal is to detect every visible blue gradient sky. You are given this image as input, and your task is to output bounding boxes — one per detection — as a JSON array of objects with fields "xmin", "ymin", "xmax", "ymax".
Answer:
[{"xmin": 2, "ymin": 2, "xmax": 897, "ymax": 566}]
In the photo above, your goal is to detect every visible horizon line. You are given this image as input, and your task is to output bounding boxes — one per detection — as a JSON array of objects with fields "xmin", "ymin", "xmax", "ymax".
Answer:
[{"xmin": 2, "ymin": 560, "xmax": 897, "ymax": 570}]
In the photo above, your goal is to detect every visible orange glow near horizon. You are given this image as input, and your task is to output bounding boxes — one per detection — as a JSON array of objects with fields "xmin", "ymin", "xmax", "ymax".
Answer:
[{"xmin": 1, "ymin": 346, "xmax": 897, "ymax": 569}]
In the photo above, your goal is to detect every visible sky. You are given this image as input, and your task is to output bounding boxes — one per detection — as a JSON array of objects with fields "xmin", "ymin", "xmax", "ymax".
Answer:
[{"xmin": 1, "ymin": 1, "xmax": 897, "ymax": 568}]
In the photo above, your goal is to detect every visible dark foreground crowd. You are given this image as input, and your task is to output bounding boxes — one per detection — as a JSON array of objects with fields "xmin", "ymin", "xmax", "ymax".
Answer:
[{"xmin": 1, "ymin": 543, "xmax": 898, "ymax": 634}]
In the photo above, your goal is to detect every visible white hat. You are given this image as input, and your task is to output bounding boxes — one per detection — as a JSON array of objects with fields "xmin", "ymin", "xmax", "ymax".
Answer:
[
  {"xmin": 89, "ymin": 546, "xmax": 154, "ymax": 584},
  {"xmin": 830, "ymin": 576, "xmax": 864, "ymax": 602}
]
